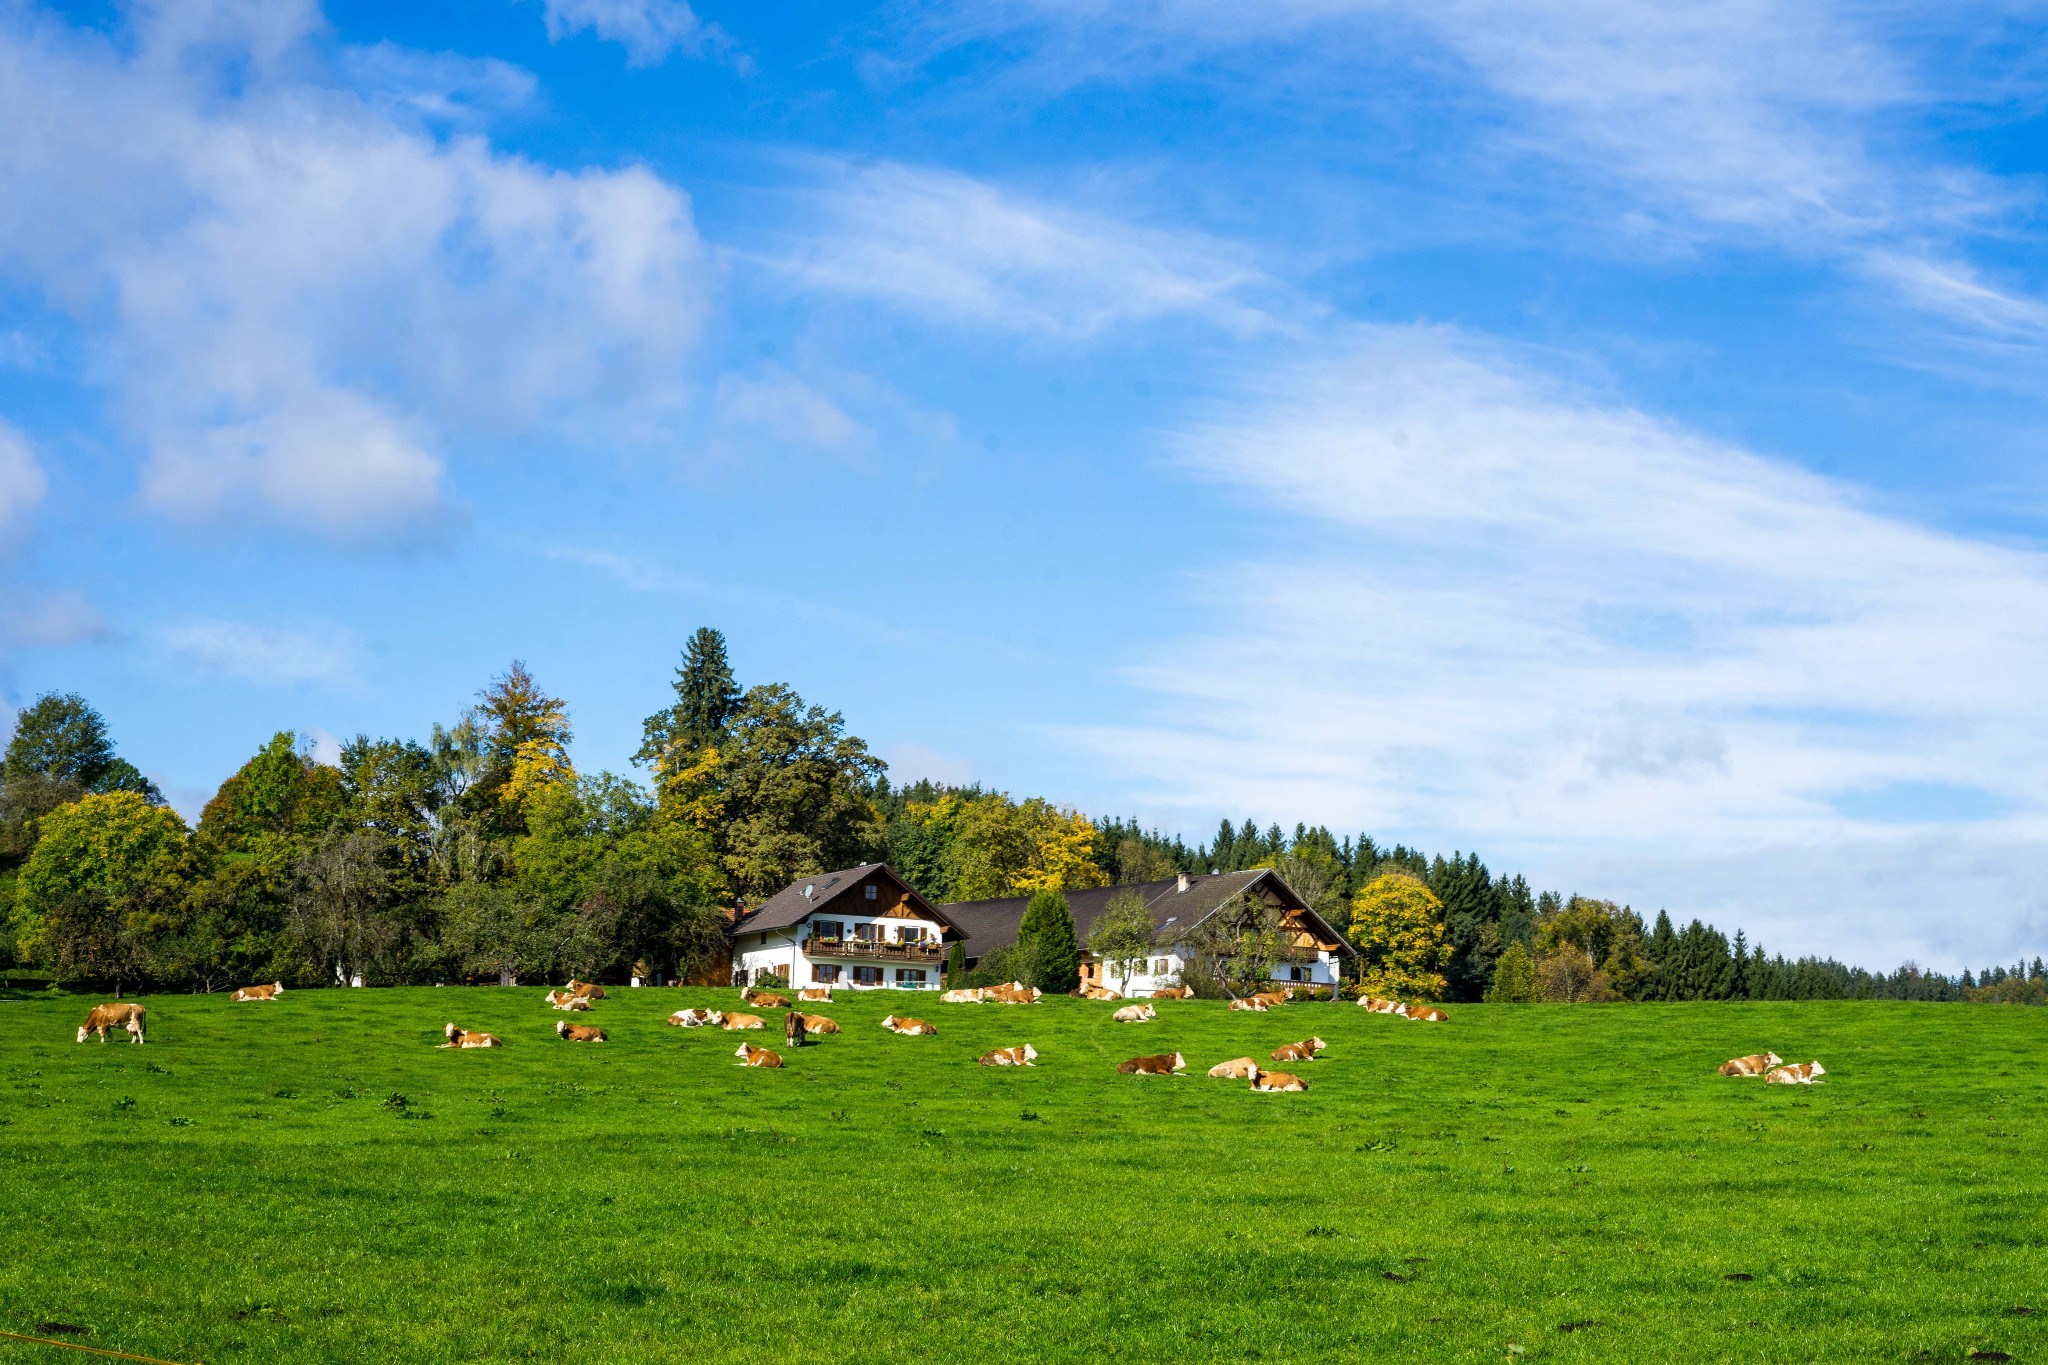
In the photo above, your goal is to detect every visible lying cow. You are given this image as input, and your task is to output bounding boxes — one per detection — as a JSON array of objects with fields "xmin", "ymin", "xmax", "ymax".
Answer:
[
  {"xmin": 1718, "ymin": 1051, "xmax": 1784, "ymax": 1077},
  {"xmin": 1250, "ymin": 991, "xmax": 1291, "ymax": 1009},
  {"xmin": 77, "ymin": 1002, "xmax": 146, "ymax": 1045},
  {"xmin": 440, "ymin": 1023, "xmax": 501, "ymax": 1048},
  {"xmin": 799, "ymin": 1013, "xmax": 840, "ymax": 1035},
  {"xmin": 941, "ymin": 987, "xmax": 989, "ymax": 1004},
  {"xmin": 978, "ymin": 1044, "xmax": 1039, "ymax": 1067},
  {"xmin": 555, "ymin": 1020, "xmax": 606, "ymax": 1043},
  {"xmin": 667, "ymin": 1008, "xmax": 722, "ymax": 1027},
  {"xmin": 1765, "ymin": 1061, "xmax": 1826, "ymax": 1085},
  {"xmin": 1112, "ymin": 1002, "xmax": 1157, "ymax": 1023},
  {"xmin": 797, "ymin": 986, "xmax": 833, "ymax": 1002},
  {"xmin": 720, "ymin": 1012, "xmax": 768, "ymax": 1031},
  {"xmin": 1207, "ymin": 1056, "xmax": 1260, "ymax": 1079},
  {"xmin": 565, "ymin": 979, "xmax": 606, "ymax": 1000},
  {"xmin": 547, "ymin": 993, "xmax": 593, "ymax": 1012},
  {"xmin": 988, "ymin": 982, "xmax": 1042, "ymax": 1004},
  {"xmin": 743, "ymin": 988, "xmax": 792, "ymax": 1008},
  {"xmin": 1270, "ymin": 1037, "xmax": 1326, "ymax": 1063},
  {"xmin": 231, "ymin": 982, "xmax": 284, "ymax": 1002},
  {"xmin": 1117, "ymin": 1052, "xmax": 1186, "ymax": 1076},
  {"xmin": 1151, "ymin": 984, "xmax": 1193, "ymax": 1000},
  {"xmin": 1078, "ymin": 985, "xmax": 1122, "ymax": 1001},
  {"xmin": 1358, "ymin": 996, "xmax": 1404, "ymax": 1014},
  {"xmin": 881, "ymin": 1015, "xmax": 936, "ymax": 1036},
  {"xmin": 735, "ymin": 1042, "xmax": 784, "ymax": 1068},
  {"xmin": 1227, "ymin": 997, "xmax": 1270, "ymax": 1013},
  {"xmin": 1407, "ymin": 1006, "xmax": 1448, "ymax": 1023},
  {"xmin": 1251, "ymin": 1069, "xmax": 1307, "ymax": 1092}
]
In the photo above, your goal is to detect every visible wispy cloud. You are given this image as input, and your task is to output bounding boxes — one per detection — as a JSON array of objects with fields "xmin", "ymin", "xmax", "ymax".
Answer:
[
  {"xmin": 535, "ymin": 0, "xmax": 737, "ymax": 68},
  {"xmin": 750, "ymin": 157, "xmax": 1280, "ymax": 337},
  {"xmin": 1071, "ymin": 324, "xmax": 2048, "ymax": 966},
  {"xmin": 0, "ymin": 419, "xmax": 46, "ymax": 545},
  {"xmin": 0, "ymin": 3, "xmax": 711, "ymax": 541},
  {"xmin": 159, "ymin": 618, "xmax": 358, "ymax": 685}
]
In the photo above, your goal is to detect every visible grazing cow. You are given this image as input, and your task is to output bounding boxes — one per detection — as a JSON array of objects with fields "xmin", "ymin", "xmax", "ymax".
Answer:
[
  {"xmin": 668, "ymin": 1008, "xmax": 722, "ymax": 1027},
  {"xmin": 744, "ymin": 989, "xmax": 792, "ymax": 1009},
  {"xmin": 1765, "ymin": 1061, "xmax": 1826, "ymax": 1085},
  {"xmin": 230, "ymin": 982, "xmax": 284, "ymax": 1002},
  {"xmin": 440, "ymin": 1023, "xmax": 501, "ymax": 1048},
  {"xmin": 565, "ymin": 979, "xmax": 607, "ymax": 1000},
  {"xmin": 1227, "ymin": 997, "xmax": 1269, "ymax": 1013},
  {"xmin": 881, "ymin": 1015, "xmax": 936, "ymax": 1036},
  {"xmin": 77, "ymin": 1002, "xmax": 146, "ymax": 1045},
  {"xmin": 721, "ymin": 1012, "xmax": 768, "ymax": 1031},
  {"xmin": 555, "ymin": 1020, "xmax": 606, "ymax": 1043},
  {"xmin": 1117, "ymin": 1052, "xmax": 1186, "ymax": 1076},
  {"xmin": 1079, "ymin": 985, "xmax": 1122, "ymax": 1001},
  {"xmin": 800, "ymin": 1013, "xmax": 840, "ymax": 1034},
  {"xmin": 1718, "ymin": 1052, "xmax": 1784, "ymax": 1077},
  {"xmin": 1406, "ymin": 1006, "xmax": 1448, "ymax": 1023},
  {"xmin": 978, "ymin": 1044, "xmax": 1039, "ymax": 1067},
  {"xmin": 1270, "ymin": 1037, "xmax": 1326, "ymax": 1063},
  {"xmin": 1112, "ymin": 1002, "xmax": 1156, "ymax": 1023},
  {"xmin": 1251, "ymin": 1070, "xmax": 1307, "ymax": 1092},
  {"xmin": 1358, "ymin": 996, "xmax": 1403, "ymax": 1014},
  {"xmin": 1151, "ymin": 984, "xmax": 1193, "ymax": 1000},
  {"xmin": 784, "ymin": 1011, "xmax": 808, "ymax": 1049},
  {"xmin": 797, "ymin": 987, "xmax": 833, "ymax": 1002},
  {"xmin": 1207, "ymin": 1056, "xmax": 1260, "ymax": 1079},
  {"xmin": 941, "ymin": 987, "xmax": 990, "ymax": 1004},
  {"xmin": 735, "ymin": 1042, "xmax": 784, "ymax": 1068}
]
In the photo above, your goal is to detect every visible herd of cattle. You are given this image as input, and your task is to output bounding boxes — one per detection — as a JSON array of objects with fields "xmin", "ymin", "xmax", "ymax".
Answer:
[{"xmin": 67, "ymin": 982, "xmax": 1827, "ymax": 1088}]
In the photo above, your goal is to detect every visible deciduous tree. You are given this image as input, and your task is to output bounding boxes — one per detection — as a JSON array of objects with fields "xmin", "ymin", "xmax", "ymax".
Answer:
[
  {"xmin": 12, "ymin": 792, "xmax": 190, "ymax": 993},
  {"xmin": 1348, "ymin": 872, "xmax": 1449, "ymax": 1002},
  {"xmin": 1088, "ymin": 889, "xmax": 1156, "ymax": 993}
]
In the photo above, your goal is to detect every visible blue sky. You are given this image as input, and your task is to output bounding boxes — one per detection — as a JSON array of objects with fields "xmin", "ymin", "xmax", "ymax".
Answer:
[{"xmin": 4, "ymin": 0, "xmax": 2048, "ymax": 970}]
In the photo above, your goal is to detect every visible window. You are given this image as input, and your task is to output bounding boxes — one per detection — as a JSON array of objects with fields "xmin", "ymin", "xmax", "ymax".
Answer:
[
  {"xmin": 1152, "ymin": 958, "xmax": 1171, "ymax": 976},
  {"xmin": 865, "ymin": 884, "xmax": 878, "ymax": 901},
  {"xmin": 854, "ymin": 922, "xmax": 879, "ymax": 942},
  {"xmin": 899, "ymin": 925, "xmax": 924, "ymax": 945},
  {"xmin": 814, "ymin": 964, "xmax": 840, "ymax": 984},
  {"xmin": 896, "ymin": 969, "xmax": 927, "ymax": 986},
  {"xmin": 1287, "ymin": 965, "xmax": 1305, "ymax": 982},
  {"xmin": 813, "ymin": 920, "xmax": 843, "ymax": 942},
  {"xmin": 853, "ymin": 966, "xmax": 883, "ymax": 986}
]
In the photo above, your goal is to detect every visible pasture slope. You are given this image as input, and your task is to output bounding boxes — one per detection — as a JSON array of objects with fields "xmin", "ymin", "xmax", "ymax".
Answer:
[{"xmin": 0, "ymin": 990, "xmax": 2043, "ymax": 1364}]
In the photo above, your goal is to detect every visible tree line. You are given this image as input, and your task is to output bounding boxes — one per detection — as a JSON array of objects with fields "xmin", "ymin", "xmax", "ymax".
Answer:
[{"xmin": 0, "ymin": 627, "xmax": 2037, "ymax": 1002}]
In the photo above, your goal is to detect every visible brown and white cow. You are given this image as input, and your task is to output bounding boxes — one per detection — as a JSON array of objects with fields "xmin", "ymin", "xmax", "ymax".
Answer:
[
  {"xmin": 230, "ymin": 982, "xmax": 284, "ymax": 1002},
  {"xmin": 1116, "ymin": 1052, "xmax": 1186, "ymax": 1076},
  {"xmin": 1765, "ymin": 1061, "xmax": 1826, "ymax": 1085},
  {"xmin": 799, "ymin": 1013, "xmax": 840, "ymax": 1034},
  {"xmin": 1358, "ymin": 996, "xmax": 1403, "ymax": 1014},
  {"xmin": 1270, "ymin": 1037, "xmax": 1326, "ymax": 1063},
  {"xmin": 1151, "ymin": 984, "xmax": 1194, "ymax": 1000},
  {"xmin": 1079, "ymin": 984, "xmax": 1122, "ymax": 1001},
  {"xmin": 1227, "ymin": 997, "xmax": 1270, "ymax": 1013},
  {"xmin": 1251, "ymin": 991, "xmax": 1291, "ymax": 1009},
  {"xmin": 784, "ymin": 1012, "xmax": 808, "ymax": 1049},
  {"xmin": 797, "ymin": 986, "xmax": 834, "ymax": 1002},
  {"xmin": 1112, "ymin": 1002, "xmax": 1157, "ymax": 1023},
  {"xmin": 1717, "ymin": 1051, "xmax": 1784, "ymax": 1077},
  {"xmin": 1406, "ymin": 1006, "xmax": 1448, "ymax": 1023},
  {"xmin": 720, "ymin": 1012, "xmax": 768, "ymax": 1031},
  {"xmin": 1207, "ymin": 1056, "xmax": 1260, "ymax": 1079},
  {"xmin": 555, "ymin": 1020, "xmax": 607, "ymax": 1043},
  {"xmin": 1251, "ymin": 1070, "xmax": 1307, "ymax": 1092},
  {"xmin": 549, "ymin": 994, "xmax": 593, "ymax": 1012},
  {"xmin": 77, "ymin": 1002, "xmax": 146, "ymax": 1045},
  {"xmin": 978, "ymin": 1044, "xmax": 1039, "ymax": 1067},
  {"xmin": 667, "ymin": 1008, "xmax": 722, "ymax": 1027},
  {"xmin": 988, "ymin": 982, "xmax": 1042, "ymax": 1004},
  {"xmin": 743, "ymin": 988, "xmax": 792, "ymax": 1009},
  {"xmin": 565, "ymin": 979, "xmax": 607, "ymax": 1000},
  {"xmin": 881, "ymin": 1015, "xmax": 936, "ymax": 1035},
  {"xmin": 941, "ymin": 987, "xmax": 990, "ymax": 1004},
  {"xmin": 440, "ymin": 1023, "xmax": 502, "ymax": 1048},
  {"xmin": 735, "ymin": 1042, "xmax": 784, "ymax": 1068}
]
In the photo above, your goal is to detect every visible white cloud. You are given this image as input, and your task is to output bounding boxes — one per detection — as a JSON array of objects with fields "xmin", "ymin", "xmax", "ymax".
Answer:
[
  {"xmin": 0, "ymin": 419, "xmax": 46, "ymax": 543},
  {"xmin": 537, "ymin": 0, "xmax": 731, "ymax": 67},
  {"xmin": 304, "ymin": 726, "xmax": 344, "ymax": 766},
  {"xmin": 714, "ymin": 367, "xmax": 868, "ymax": 451},
  {"xmin": 0, "ymin": 588, "xmax": 106, "ymax": 648},
  {"xmin": 755, "ymin": 158, "xmax": 1277, "ymax": 337},
  {"xmin": 1072, "ymin": 325, "xmax": 2048, "ymax": 967},
  {"xmin": 0, "ymin": 2, "xmax": 710, "ymax": 541},
  {"xmin": 159, "ymin": 618, "xmax": 357, "ymax": 685}
]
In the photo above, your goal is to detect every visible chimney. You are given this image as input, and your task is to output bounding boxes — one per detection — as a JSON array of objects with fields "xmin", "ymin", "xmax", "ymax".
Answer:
[{"xmin": 1176, "ymin": 871, "xmax": 1190, "ymax": 893}]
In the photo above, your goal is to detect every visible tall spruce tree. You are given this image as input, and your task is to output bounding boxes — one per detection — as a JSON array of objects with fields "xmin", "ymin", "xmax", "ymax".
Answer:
[
  {"xmin": 636, "ymin": 628, "xmax": 742, "ymax": 768},
  {"xmin": 1016, "ymin": 889, "xmax": 1079, "ymax": 994}
]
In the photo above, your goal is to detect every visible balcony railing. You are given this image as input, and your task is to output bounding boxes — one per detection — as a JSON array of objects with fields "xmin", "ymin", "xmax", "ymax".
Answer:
[{"xmin": 804, "ymin": 938, "xmax": 946, "ymax": 963}]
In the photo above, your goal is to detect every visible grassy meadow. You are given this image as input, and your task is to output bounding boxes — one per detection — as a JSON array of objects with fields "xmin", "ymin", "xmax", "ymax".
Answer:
[{"xmin": 0, "ymin": 987, "xmax": 2043, "ymax": 1364}]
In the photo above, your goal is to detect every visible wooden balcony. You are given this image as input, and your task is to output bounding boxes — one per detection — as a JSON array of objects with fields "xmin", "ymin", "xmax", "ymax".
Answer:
[{"xmin": 803, "ymin": 938, "xmax": 946, "ymax": 964}]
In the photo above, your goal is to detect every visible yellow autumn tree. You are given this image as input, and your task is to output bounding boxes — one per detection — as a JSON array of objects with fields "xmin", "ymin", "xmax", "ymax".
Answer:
[
  {"xmin": 479, "ymin": 661, "xmax": 576, "ymax": 816},
  {"xmin": 1348, "ymin": 871, "xmax": 1449, "ymax": 1002},
  {"xmin": 943, "ymin": 795, "xmax": 1110, "ymax": 900}
]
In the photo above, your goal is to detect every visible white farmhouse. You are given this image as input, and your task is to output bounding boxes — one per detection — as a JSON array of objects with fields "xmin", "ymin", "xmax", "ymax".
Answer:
[{"xmin": 726, "ymin": 864, "xmax": 963, "ymax": 991}]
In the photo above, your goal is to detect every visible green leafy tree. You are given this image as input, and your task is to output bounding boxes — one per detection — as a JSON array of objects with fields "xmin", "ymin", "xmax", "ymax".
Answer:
[
  {"xmin": 437, "ymin": 882, "xmax": 560, "ymax": 986},
  {"xmin": 1088, "ymin": 889, "xmax": 1157, "ymax": 993},
  {"xmin": 715, "ymin": 684, "xmax": 884, "ymax": 902},
  {"xmin": 11, "ymin": 792, "xmax": 190, "ymax": 992},
  {"xmin": 2, "ymin": 693, "xmax": 160, "ymax": 861},
  {"xmin": 1348, "ymin": 872, "xmax": 1449, "ymax": 1001},
  {"xmin": 636, "ymin": 627, "xmax": 741, "ymax": 768},
  {"xmin": 1017, "ymin": 888, "xmax": 1079, "ymax": 994},
  {"xmin": 289, "ymin": 827, "xmax": 394, "ymax": 986},
  {"xmin": 1485, "ymin": 940, "xmax": 1537, "ymax": 1002}
]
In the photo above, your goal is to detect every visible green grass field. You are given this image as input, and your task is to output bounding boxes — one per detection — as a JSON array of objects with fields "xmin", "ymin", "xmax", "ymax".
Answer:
[{"xmin": 1, "ymin": 988, "xmax": 2043, "ymax": 1364}]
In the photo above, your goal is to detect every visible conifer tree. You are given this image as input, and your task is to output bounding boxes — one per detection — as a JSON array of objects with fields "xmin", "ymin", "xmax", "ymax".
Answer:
[
  {"xmin": 1485, "ymin": 940, "xmax": 1536, "ymax": 1002},
  {"xmin": 1017, "ymin": 888, "xmax": 1079, "ymax": 994},
  {"xmin": 945, "ymin": 939, "xmax": 966, "ymax": 989}
]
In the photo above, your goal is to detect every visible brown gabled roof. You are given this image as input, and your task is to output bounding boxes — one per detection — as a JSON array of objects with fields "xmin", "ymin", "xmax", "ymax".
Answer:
[
  {"xmin": 726, "ymin": 864, "xmax": 964, "ymax": 940},
  {"xmin": 939, "ymin": 869, "xmax": 1357, "ymax": 960}
]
